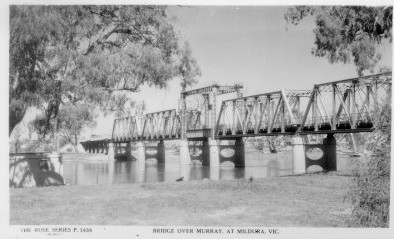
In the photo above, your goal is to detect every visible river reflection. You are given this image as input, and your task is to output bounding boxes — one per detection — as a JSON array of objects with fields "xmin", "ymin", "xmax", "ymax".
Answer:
[{"xmin": 62, "ymin": 150, "xmax": 354, "ymax": 185}]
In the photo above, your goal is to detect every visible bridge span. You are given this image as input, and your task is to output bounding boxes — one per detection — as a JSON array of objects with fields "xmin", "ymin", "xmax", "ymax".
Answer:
[{"xmin": 80, "ymin": 72, "xmax": 391, "ymax": 176}]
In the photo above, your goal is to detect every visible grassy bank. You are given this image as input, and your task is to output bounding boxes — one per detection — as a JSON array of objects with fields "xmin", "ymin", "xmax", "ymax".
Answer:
[{"xmin": 10, "ymin": 173, "xmax": 352, "ymax": 226}]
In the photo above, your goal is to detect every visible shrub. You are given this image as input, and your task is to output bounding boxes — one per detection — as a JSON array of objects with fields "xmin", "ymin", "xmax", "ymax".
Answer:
[{"xmin": 348, "ymin": 100, "xmax": 391, "ymax": 227}]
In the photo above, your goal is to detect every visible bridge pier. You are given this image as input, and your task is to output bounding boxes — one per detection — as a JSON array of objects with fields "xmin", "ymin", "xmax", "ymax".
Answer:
[
  {"xmin": 209, "ymin": 139, "xmax": 220, "ymax": 180},
  {"xmin": 126, "ymin": 142, "xmax": 132, "ymax": 160},
  {"xmin": 157, "ymin": 140, "xmax": 165, "ymax": 164},
  {"xmin": 179, "ymin": 164, "xmax": 191, "ymax": 181},
  {"xmin": 234, "ymin": 138, "xmax": 245, "ymax": 168},
  {"xmin": 137, "ymin": 149, "xmax": 146, "ymax": 183},
  {"xmin": 179, "ymin": 140, "xmax": 191, "ymax": 165},
  {"xmin": 136, "ymin": 142, "xmax": 146, "ymax": 165},
  {"xmin": 292, "ymin": 136, "xmax": 306, "ymax": 174},
  {"xmin": 210, "ymin": 166, "xmax": 220, "ymax": 180},
  {"xmin": 209, "ymin": 139, "xmax": 220, "ymax": 167},
  {"xmin": 323, "ymin": 133, "xmax": 337, "ymax": 171},
  {"xmin": 108, "ymin": 142, "xmax": 115, "ymax": 161},
  {"xmin": 201, "ymin": 139, "xmax": 210, "ymax": 166}
]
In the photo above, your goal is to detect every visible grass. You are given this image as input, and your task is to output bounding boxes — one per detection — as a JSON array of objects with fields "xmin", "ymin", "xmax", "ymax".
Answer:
[{"xmin": 10, "ymin": 173, "xmax": 353, "ymax": 226}]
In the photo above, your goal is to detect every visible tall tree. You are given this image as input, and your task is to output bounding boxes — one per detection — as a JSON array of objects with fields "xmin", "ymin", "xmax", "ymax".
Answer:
[
  {"xmin": 178, "ymin": 41, "xmax": 201, "ymax": 92},
  {"xmin": 285, "ymin": 6, "xmax": 392, "ymax": 75},
  {"xmin": 10, "ymin": 5, "xmax": 189, "ymax": 135}
]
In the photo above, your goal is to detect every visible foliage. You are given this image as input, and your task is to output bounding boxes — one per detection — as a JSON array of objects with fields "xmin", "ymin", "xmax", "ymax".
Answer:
[
  {"xmin": 348, "ymin": 100, "xmax": 391, "ymax": 227},
  {"xmin": 32, "ymin": 102, "xmax": 93, "ymax": 151},
  {"xmin": 266, "ymin": 136, "xmax": 291, "ymax": 153},
  {"xmin": 110, "ymin": 96, "xmax": 146, "ymax": 118},
  {"xmin": 178, "ymin": 41, "xmax": 201, "ymax": 91},
  {"xmin": 57, "ymin": 103, "xmax": 94, "ymax": 151},
  {"xmin": 247, "ymin": 136, "xmax": 290, "ymax": 153},
  {"xmin": 10, "ymin": 6, "xmax": 199, "ymax": 135},
  {"xmin": 285, "ymin": 6, "xmax": 392, "ymax": 75}
]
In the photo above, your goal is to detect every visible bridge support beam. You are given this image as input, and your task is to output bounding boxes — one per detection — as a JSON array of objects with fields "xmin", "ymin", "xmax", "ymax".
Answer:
[
  {"xmin": 323, "ymin": 133, "xmax": 337, "ymax": 171},
  {"xmin": 292, "ymin": 136, "xmax": 305, "ymax": 174},
  {"xmin": 108, "ymin": 142, "xmax": 115, "ymax": 161},
  {"xmin": 234, "ymin": 138, "xmax": 245, "ymax": 168},
  {"xmin": 209, "ymin": 139, "xmax": 220, "ymax": 167},
  {"xmin": 179, "ymin": 140, "xmax": 191, "ymax": 165},
  {"xmin": 157, "ymin": 140, "xmax": 165, "ymax": 164}
]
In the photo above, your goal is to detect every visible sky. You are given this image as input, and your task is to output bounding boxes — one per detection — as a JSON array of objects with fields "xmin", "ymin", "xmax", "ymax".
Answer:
[
  {"xmin": 133, "ymin": 6, "xmax": 392, "ymax": 111},
  {"xmin": 10, "ymin": 5, "xmax": 393, "ymax": 139}
]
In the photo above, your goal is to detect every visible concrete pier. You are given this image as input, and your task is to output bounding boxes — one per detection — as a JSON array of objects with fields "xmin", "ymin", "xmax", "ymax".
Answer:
[
  {"xmin": 209, "ymin": 139, "xmax": 220, "ymax": 167},
  {"xmin": 137, "ymin": 159, "xmax": 146, "ymax": 183},
  {"xmin": 292, "ymin": 136, "xmax": 305, "ymax": 174},
  {"xmin": 210, "ymin": 166, "xmax": 220, "ymax": 180},
  {"xmin": 179, "ymin": 164, "xmax": 191, "ymax": 181},
  {"xmin": 157, "ymin": 140, "xmax": 165, "ymax": 164},
  {"xmin": 202, "ymin": 139, "xmax": 210, "ymax": 166},
  {"xmin": 136, "ymin": 142, "xmax": 146, "ymax": 165},
  {"xmin": 126, "ymin": 142, "xmax": 132, "ymax": 160},
  {"xmin": 108, "ymin": 142, "xmax": 115, "ymax": 161},
  {"xmin": 323, "ymin": 133, "xmax": 337, "ymax": 171},
  {"xmin": 107, "ymin": 161, "xmax": 114, "ymax": 184},
  {"xmin": 179, "ymin": 140, "xmax": 191, "ymax": 165},
  {"xmin": 234, "ymin": 138, "xmax": 245, "ymax": 167},
  {"xmin": 178, "ymin": 140, "xmax": 191, "ymax": 180}
]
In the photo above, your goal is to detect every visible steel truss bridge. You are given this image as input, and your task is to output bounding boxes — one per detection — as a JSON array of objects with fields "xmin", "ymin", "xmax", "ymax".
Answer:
[{"xmin": 81, "ymin": 72, "xmax": 391, "ymax": 148}]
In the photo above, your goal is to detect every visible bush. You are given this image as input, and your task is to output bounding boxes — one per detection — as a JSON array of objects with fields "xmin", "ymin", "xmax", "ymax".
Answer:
[{"xmin": 348, "ymin": 101, "xmax": 391, "ymax": 227}]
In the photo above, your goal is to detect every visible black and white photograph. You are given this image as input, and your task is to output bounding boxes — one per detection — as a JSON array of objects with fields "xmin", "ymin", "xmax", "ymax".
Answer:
[{"xmin": 2, "ymin": 0, "xmax": 393, "ymax": 238}]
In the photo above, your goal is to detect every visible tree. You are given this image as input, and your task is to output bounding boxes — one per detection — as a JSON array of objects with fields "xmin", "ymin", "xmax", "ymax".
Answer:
[
  {"xmin": 57, "ymin": 103, "xmax": 94, "ymax": 152},
  {"xmin": 285, "ymin": 6, "xmax": 392, "ymax": 75},
  {"xmin": 10, "ymin": 5, "xmax": 188, "ymax": 135},
  {"xmin": 286, "ymin": 6, "xmax": 392, "ymax": 227},
  {"xmin": 178, "ymin": 41, "xmax": 201, "ymax": 92}
]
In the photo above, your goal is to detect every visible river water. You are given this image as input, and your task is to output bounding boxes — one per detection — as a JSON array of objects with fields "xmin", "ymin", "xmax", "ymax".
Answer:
[{"xmin": 62, "ymin": 149, "xmax": 356, "ymax": 185}]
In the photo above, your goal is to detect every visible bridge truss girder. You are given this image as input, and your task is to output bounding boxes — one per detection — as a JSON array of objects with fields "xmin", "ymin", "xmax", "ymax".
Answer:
[
  {"xmin": 299, "ymin": 72, "xmax": 391, "ymax": 132},
  {"xmin": 142, "ymin": 109, "xmax": 181, "ymax": 140},
  {"xmin": 216, "ymin": 90, "xmax": 311, "ymax": 136},
  {"xmin": 112, "ymin": 109, "xmax": 181, "ymax": 141},
  {"xmin": 109, "ymin": 72, "xmax": 391, "ymax": 142}
]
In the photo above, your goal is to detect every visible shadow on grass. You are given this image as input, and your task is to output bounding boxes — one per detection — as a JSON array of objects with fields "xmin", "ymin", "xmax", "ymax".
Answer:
[{"xmin": 10, "ymin": 155, "xmax": 64, "ymax": 188}]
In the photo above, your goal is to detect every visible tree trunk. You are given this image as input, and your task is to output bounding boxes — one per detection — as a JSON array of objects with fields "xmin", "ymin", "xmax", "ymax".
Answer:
[{"xmin": 9, "ymin": 101, "xmax": 27, "ymax": 136}]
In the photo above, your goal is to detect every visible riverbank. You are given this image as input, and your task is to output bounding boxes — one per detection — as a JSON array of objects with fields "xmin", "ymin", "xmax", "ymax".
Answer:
[{"xmin": 10, "ymin": 172, "xmax": 353, "ymax": 226}]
